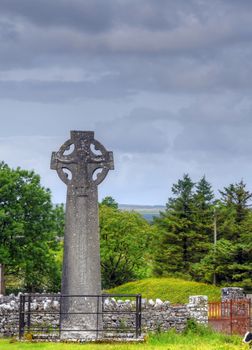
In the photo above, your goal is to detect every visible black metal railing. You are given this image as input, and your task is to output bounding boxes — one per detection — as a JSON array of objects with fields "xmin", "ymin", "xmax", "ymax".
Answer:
[{"xmin": 19, "ymin": 293, "xmax": 142, "ymax": 340}]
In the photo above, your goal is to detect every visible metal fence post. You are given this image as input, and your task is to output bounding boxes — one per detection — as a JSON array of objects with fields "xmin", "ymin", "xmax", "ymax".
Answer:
[
  {"xmin": 19, "ymin": 294, "xmax": 25, "ymax": 339},
  {"xmin": 59, "ymin": 293, "xmax": 62, "ymax": 337},
  {"xmin": 135, "ymin": 295, "xmax": 138, "ymax": 338},
  {"xmin": 27, "ymin": 294, "xmax": 31, "ymax": 331},
  {"xmin": 230, "ymin": 300, "xmax": 233, "ymax": 335},
  {"xmin": 139, "ymin": 294, "xmax": 142, "ymax": 337},
  {"xmin": 245, "ymin": 298, "xmax": 251, "ymax": 333},
  {"xmin": 96, "ymin": 295, "xmax": 100, "ymax": 339},
  {"xmin": 135, "ymin": 294, "xmax": 142, "ymax": 338}
]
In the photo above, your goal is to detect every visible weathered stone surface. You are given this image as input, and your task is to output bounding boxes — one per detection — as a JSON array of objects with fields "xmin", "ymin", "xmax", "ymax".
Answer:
[
  {"xmin": 187, "ymin": 295, "xmax": 208, "ymax": 325},
  {"xmin": 51, "ymin": 131, "xmax": 114, "ymax": 340},
  {"xmin": 221, "ymin": 287, "xmax": 245, "ymax": 301}
]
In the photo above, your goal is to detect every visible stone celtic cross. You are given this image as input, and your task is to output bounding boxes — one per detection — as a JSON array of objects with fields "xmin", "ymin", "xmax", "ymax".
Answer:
[
  {"xmin": 51, "ymin": 130, "xmax": 114, "ymax": 196},
  {"xmin": 51, "ymin": 130, "xmax": 114, "ymax": 340}
]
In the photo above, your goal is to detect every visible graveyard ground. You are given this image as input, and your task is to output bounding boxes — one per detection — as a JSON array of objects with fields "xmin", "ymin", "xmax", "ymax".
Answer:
[
  {"xmin": 108, "ymin": 277, "xmax": 221, "ymax": 303},
  {"xmin": 0, "ymin": 330, "xmax": 245, "ymax": 350}
]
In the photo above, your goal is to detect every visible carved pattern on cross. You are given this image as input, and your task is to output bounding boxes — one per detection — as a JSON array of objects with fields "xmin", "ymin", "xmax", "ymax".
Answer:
[{"xmin": 51, "ymin": 131, "xmax": 114, "ymax": 196}]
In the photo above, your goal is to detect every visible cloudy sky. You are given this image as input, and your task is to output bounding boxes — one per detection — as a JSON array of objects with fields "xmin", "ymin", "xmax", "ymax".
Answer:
[{"xmin": 0, "ymin": 0, "xmax": 252, "ymax": 205}]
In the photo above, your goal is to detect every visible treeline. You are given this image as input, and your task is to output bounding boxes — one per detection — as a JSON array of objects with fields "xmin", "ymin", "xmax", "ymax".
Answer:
[
  {"xmin": 0, "ymin": 162, "xmax": 251, "ymax": 292},
  {"xmin": 0, "ymin": 162, "xmax": 153, "ymax": 292},
  {"xmin": 100, "ymin": 174, "xmax": 252, "ymax": 290},
  {"xmin": 152, "ymin": 174, "xmax": 252, "ymax": 288}
]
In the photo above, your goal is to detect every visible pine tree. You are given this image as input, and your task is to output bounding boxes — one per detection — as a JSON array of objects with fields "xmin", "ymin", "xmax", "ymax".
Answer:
[
  {"xmin": 194, "ymin": 176, "xmax": 214, "ymax": 210},
  {"xmin": 193, "ymin": 176, "xmax": 214, "ymax": 239},
  {"xmin": 237, "ymin": 212, "xmax": 252, "ymax": 287},
  {"xmin": 153, "ymin": 174, "xmax": 197, "ymax": 276},
  {"xmin": 194, "ymin": 180, "xmax": 252, "ymax": 287},
  {"xmin": 190, "ymin": 176, "xmax": 215, "ymax": 279},
  {"xmin": 219, "ymin": 180, "xmax": 252, "ymax": 224}
]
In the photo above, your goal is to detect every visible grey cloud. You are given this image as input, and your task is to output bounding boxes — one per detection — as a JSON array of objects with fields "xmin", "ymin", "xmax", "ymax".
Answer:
[
  {"xmin": 1, "ymin": 48, "xmax": 252, "ymax": 103},
  {"xmin": 1, "ymin": 0, "xmax": 252, "ymax": 204},
  {"xmin": 95, "ymin": 108, "xmax": 175, "ymax": 154},
  {"xmin": 0, "ymin": 0, "xmax": 252, "ymax": 103},
  {"xmin": 0, "ymin": 78, "xmax": 134, "ymax": 102},
  {"xmin": 1, "ymin": 0, "xmax": 251, "ymax": 36},
  {"xmin": 0, "ymin": 20, "xmax": 19, "ymax": 41},
  {"xmin": 172, "ymin": 100, "xmax": 252, "ymax": 160},
  {"xmin": 0, "ymin": 0, "xmax": 252, "ymax": 60},
  {"xmin": 0, "ymin": 0, "xmax": 201, "ymax": 32},
  {"xmin": 0, "ymin": 0, "xmax": 113, "ymax": 33},
  {"xmin": 11, "ymin": 16, "xmax": 252, "ymax": 55}
]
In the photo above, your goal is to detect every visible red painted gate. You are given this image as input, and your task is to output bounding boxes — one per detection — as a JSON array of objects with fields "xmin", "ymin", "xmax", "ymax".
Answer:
[{"xmin": 208, "ymin": 299, "xmax": 251, "ymax": 335}]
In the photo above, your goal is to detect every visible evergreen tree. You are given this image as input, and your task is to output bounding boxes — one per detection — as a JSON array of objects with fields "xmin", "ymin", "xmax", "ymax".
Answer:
[
  {"xmin": 219, "ymin": 180, "xmax": 252, "ymax": 223},
  {"xmin": 194, "ymin": 180, "xmax": 252, "ymax": 287},
  {"xmin": 193, "ymin": 176, "xmax": 215, "ymax": 242},
  {"xmin": 167, "ymin": 174, "xmax": 195, "ymax": 215},
  {"xmin": 190, "ymin": 176, "xmax": 215, "ymax": 278},
  {"xmin": 154, "ymin": 174, "xmax": 197, "ymax": 276},
  {"xmin": 192, "ymin": 239, "xmax": 236, "ymax": 284},
  {"xmin": 194, "ymin": 176, "xmax": 214, "ymax": 210},
  {"xmin": 237, "ymin": 212, "xmax": 252, "ymax": 287}
]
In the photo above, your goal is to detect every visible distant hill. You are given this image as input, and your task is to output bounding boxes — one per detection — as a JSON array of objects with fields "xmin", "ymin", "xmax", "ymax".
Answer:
[
  {"xmin": 54, "ymin": 203, "xmax": 165, "ymax": 221},
  {"xmin": 119, "ymin": 204, "xmax": 165, "ymax": 210},
  {"xmin": 118, "ymin": 204, "xmax": 165, "ymax": 221}
]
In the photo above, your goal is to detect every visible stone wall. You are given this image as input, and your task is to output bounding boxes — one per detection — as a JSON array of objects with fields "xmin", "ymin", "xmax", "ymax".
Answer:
[
  {"xmin": 221, "ymin": 287, "xmax": 245, "ymax": 301},
  {"xmin": 0, "ymin": 294, "xmax": 20, "ymax": 336},
  {"xmin": 0, "ymin": 294, "xmax": 208, "ymax": 338},
  {"xmin": 187, "ymin": 296, "xmax": 208, "ymax": 325}
]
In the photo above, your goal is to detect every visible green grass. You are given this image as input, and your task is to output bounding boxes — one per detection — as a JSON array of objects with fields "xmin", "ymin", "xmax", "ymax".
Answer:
[
  {"xmin": 0, "ymin": 329, "xmax": 245, "ymax": 350},
  {"xmin": 108, "ymin": 277, "xmax": 221, "ymax": 303},
  {"xmin": 147, "ymin": 327, "xmax": 244, "ymax": 349}
]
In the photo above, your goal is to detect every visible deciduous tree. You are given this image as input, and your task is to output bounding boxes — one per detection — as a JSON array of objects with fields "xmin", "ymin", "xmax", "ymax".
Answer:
[
  {"xmin": 0, "ymin": 162, "xmax": 61, "ymax": 292},
  {"xmin": 99, "ymin": 201, "xmax": 153, "ymax": 288}
]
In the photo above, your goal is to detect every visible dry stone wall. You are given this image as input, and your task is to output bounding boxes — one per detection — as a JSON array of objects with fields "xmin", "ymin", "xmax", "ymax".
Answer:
[
  {"xmin": 142, "ymin": 299, "xmax": 189, "ymax": 332},
  {"xmin": 187, "ymin": 296, "xmax": 208, "ymax": 325},
  {"xmin": 221, "ymin": 287, "xmax": 246, "ymax": 301},
  {"xmin": 0, "ymin": 294, "xmax": 208, "ymax": 337},
  {"xmin": 0, "ymin": 294, "xmax": 20, "ymax": 336}
]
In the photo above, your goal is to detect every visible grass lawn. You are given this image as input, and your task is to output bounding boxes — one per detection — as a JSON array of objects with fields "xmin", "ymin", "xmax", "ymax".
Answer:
[
  {"xmin": 108, "ymin": 277, "xmax": 221, "ymax": 303},
  {"xmin": 0, "ymin": 329, "xmax": 246, "ymax": 350}
]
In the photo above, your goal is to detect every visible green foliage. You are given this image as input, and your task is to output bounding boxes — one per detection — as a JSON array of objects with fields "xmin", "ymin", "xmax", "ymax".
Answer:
[
  {"xmin": 100, "ymin": 196, "xmax": 118, "ymax": 209},
  {"xmin": 194, "ymin": 181, "xmax": 252, "ymax": 286},
  {"xmin": 183, "ymin": 318, "xmax": 212, "ymax": 336},
  {"xmin": 50, "ymin": 204, "xmax": 65, "ymax": 237},
  {"xmin": 153, "ymin": 174, "xmax": 214, "ymax": 278},
  {"xmin": 100, "ymin": 204, "xmax": 154, "ymax": 288},
  {"xmin": 219, "ymin": 180, "xmax": 252, "ymax": 223},
  {"xmin": 2, "ymin": 160, "xmax": 251, "ymax": 293},
  {"xmin": 193, "ymin": 235, "xmax": 252, "ymax": 288},
  {"xmin": 153, "ymin": 174, "xmax": 252, "ymax": 288},
  {"xmin": 108, "ymin": 277, "xmax": 221, "ymax": 303},
  {"xmin": 0, "ymin": 162, "xmax": 62, "ymax": 292}
]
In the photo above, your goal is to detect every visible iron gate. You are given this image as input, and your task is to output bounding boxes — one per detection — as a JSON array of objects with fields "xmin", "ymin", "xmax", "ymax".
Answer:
[
  {"xmin": 208, "ymin": 299, "xmax": 251, "ymax": 335},
  {"xmin": 19, "ymin": 293, "xmax": 142, "ymax": 340}
]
